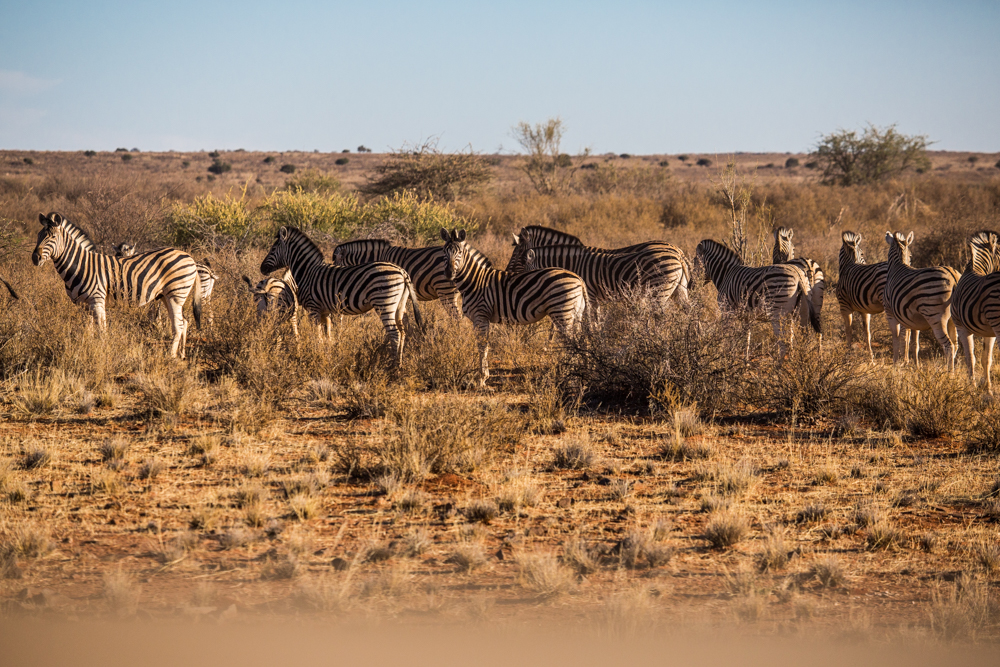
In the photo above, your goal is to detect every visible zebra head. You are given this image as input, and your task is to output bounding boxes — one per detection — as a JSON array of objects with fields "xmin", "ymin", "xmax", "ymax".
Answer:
[
  {"xmin": 884, "ymin": 231, "xmax": 914, "ymax": 266},
  {"xmin": 695, "ymin": 239, "xmax": 741, "ymax": 286},
  {"xmin": 243, "ymin": 275, "xmax": 276, "ymax": 317},
  {"xmin": 840, "ymin": 231, "xmax": 866, "ymax": 264},
  {"xmin": 32, "ymin": 212, "xmax": 68, "ymax": 266},
  {"xmin": 505, "ymin": 233, "xmax": 532, "ymax": 273},
  {"xmin": 114, "ymin": 242, "xmax": 138, "ymax": 258},
  {"xmin": 440, "ymin": 228, "xmax": 468, "ymax": 280},
  {"xmin": 261, "ymin": 227, "xmax": 290, "ymax": 274},
  {"xmin": 773, "ymin": 227, "xmax": 795, "ymax": 263},
  {"xmin": 261, "ymin": 226, "xmax": 324, "ymax": 276}
]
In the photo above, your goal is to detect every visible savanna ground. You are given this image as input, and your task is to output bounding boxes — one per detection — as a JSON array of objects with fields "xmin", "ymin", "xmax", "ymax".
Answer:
[{"xmin": 0, "ymin": 147, "xmax": 999, "ymax": 644}]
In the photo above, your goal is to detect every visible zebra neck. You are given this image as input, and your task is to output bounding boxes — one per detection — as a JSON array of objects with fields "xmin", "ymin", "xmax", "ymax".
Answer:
[{"xmin": 453, "ymin": 256, "xmax": 496, "ymax": 292}]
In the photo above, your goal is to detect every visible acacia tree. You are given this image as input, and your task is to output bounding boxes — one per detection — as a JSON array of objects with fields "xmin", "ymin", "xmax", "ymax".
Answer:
[
  {"xmin": 813, "ymin": 124, "xmax": 931, "ymax": 186},
  {"xmin": 360, "ymin": 138, "xmax": 493, "ymax": 201},
  {"xmin": 511, "ymin": 118, "xmax": 576, "ymax": 195}
]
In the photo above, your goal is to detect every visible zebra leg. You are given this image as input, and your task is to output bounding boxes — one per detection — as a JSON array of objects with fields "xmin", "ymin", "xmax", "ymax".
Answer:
[
  {"xmin": 841, "ymin": 308, "xmax": 854, "ymax": 350},
  {"xmin": 474, "ymin": 321, "xmax": 491, "ymax": 389},
  {"xmin": 671, "ymin": 281, "xmax": 690, "ymax": 306},
  {"xmin": 887, "ymin": 315, "xmax": 902, "ymax": 363},
  {"xmin": 90, "ymin": 298, "xmax": 108, "ymax": 332},
  {"xmin": 957, "ymin": 326, "xmax": 976, "ymax": 384},
  {"xmin": 923, "ymin": 309, "xmax": 956, "ymax": 372},
  {"xmin": 163, "ymin": 296, "xmax": 187, "ymax": 359},
  {"xmin": 985, "ymin": 337, "xmax": 996, "ymax": 395}
]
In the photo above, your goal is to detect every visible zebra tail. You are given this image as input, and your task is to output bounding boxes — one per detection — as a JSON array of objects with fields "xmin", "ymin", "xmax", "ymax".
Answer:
[
  {"xmin": 405, "ymin": 277, "xmax": 424, "ymax": 330},
  {"xmin": 191, "ymin": 269, "xmax": 203, "ymax": 330},
  {"xmin": 800, "ymin": 276, "xmax": 821, "ymax": 334},
  {"xmin": 0, "ymin": 276, "xmax": 19, "ymax": 300}
]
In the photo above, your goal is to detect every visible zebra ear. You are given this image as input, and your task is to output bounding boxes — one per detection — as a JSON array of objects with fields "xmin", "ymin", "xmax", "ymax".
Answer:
[
  {"xmin": 456, "ymin": 229, "xmax": 466, "ymax": 242},
  {"xmin": 525, "ymin": 248, "xmax": 535, "ymax": 265},
  {"xmin": 242, "ymin": 276, "xmax": 254, "ymax": 290},
  {"xmin": 905, "ymin": 231, "xmax": 914, "ymax": 245},
  {"xmin": 278, "ymin": 227, "xmax": 288, "ymax": 241},
  {"xmin": 787, "ymin": 228, "xmax": 794, "ymax": 239},
  {"xmin": 511, "ymin": 233, "xmax": 520, "ymax": 245},
  {"xmin": 202, "ymin": 259, "xmax": 212, "ymax": 268},
  {"xmin": 38, "ymin": 213, "xmax": 48, "ymax": 226},
  {"xmin": 440, "ymin": 228, "xmax": 450, "ymax": 243}
]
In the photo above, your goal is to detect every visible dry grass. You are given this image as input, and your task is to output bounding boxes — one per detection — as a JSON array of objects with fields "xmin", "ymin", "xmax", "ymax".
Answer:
[{"xmin": 0, "ymin": 155, "xmax": 998, "ymax": 636}]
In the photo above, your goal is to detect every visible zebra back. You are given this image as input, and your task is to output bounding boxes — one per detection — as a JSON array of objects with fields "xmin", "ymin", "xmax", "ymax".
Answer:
[
  {"xmin": 883, "ymin": 231, "xmax": 960, "ymax": 328},
  {"xmin": 508, "ymin": 242, "xmax": 686, "ymax": 303},
  {"xmin": 117, "ymin": 242, "xmax": 217, "ymax": 304},
  {"xmin": 515, "ymin": 225, "xmax": 679, "ymax": 256},
  {"xmin": 836, "ymin": 231, "xmax": 886, "ymax": 315},
  {"xmin": 260, "ymin": 226, "xmax": 416, "ymax": 321},
  {"xmin": 952, "ymin": 230, "xmax": 1000, "ymax": 337},
  {"xmin": 441, "ymin": 228, "xmax": 587, "ymax": 329},
  {"xmin": 696, "ymin": 239, "xmax": 817, "ymax": 330}
]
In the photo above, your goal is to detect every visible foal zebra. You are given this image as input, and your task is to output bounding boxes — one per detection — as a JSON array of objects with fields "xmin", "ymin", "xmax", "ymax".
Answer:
[
  {"xmin": 512, "ymin": 225, "xmax": 690, "ymax": 303},
  {"xmin": 772, "ymin": 227, "xmax": 826, "ymax": 338},
  {"xmin": 332, "ymin": 239, "xmax": 469, "ymax": 319},
  {"xmin": 242, "ymin": 270, "xmax": 300, "ymax": 339},
  {"xmin": 951, "ymin": 230, "xmax": 1000, "ymax": 391},
  {"xmin": 883, "ymin": 231, "xmax": 960, "ymax": 370},
  {"xmin": 116, "ymin": 243, "xmax": 219, "ymax": 324},
  {"xmin": 506, "ymin": 242, "xmax": 687, "ymax": 307},
  {"xmin": 695, "ymin": 239, "xmax": 819, "ymax": 358},
  {"xmin": 260, "ymin": 226, "xmax": 422, "ymax": 364},
  {"xmin": 836, "ymin": 231, "xmax": 888, "ymax": 360},
  {"xmin": 31, "ymin": 212, "xmax": 201, "ymax": 358},
  {"xmin": 441, "ymin": 228, "xmax": 587, "ymax": 388}
]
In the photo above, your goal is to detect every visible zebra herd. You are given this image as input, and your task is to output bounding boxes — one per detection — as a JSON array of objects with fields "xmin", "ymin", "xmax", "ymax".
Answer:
[{"xmin": 24, "ymin": 210, "xmax": 1000, "ymax": 393}]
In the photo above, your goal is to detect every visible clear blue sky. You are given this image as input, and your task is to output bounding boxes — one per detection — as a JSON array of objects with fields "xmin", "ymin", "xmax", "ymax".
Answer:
[{"xmin": 1, "ymin": 1, "xmax": 997, "ymax": 154}]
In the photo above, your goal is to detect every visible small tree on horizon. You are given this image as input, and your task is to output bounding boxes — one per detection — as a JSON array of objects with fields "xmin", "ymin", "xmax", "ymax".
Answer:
[
  {"xmin": 511, "ymin": 117, "xmax": 578, "ymax": 195},
  {"xmin": 813, "ymin": 124, "xmax": 931, "ymax": 186}
]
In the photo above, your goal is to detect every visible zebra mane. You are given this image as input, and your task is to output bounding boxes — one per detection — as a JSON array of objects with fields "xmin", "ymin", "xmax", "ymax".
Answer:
[
  {"xmin": 281, "ymin": 226, "xmax": 327, "ymax": 265},
  {"xmin": 521, "ymin": 225, "xmax": 584, "ymax": 246},
  {"xmin": 697, "ymin": 239, "xmax": 743, "ymax": 265},
  {"xmin": 966, "ymin": 230, "xmax": 1000, "ymax": 275},
  {"xmin": 339, "ymin": 238, "xmax": 392, "ymax": 252},
  {"xmin": 54, "ymin": 215, "xmax": 98, "ymax": 252}
]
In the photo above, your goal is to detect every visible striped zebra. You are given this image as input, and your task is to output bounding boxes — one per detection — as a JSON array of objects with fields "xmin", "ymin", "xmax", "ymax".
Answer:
[
  {"xmin": 505, "ymin": 242, "xmax": 687, "ymax": 307},
  {"xmin": 772, "ymin": 227, "xmax": 826, "ymax": 339},
  {"xmin": 695, "ymin": 239, "xmax": 820, "ymax": 358},
  {"xmin": 242, "ymin": 270, "xmax": 300, "ymax": 339},
  {"xmin": 332, "ymin": 239, "xmax": 470, "ymax": 320},
  {"xmin": 31, "ymin": 212, "xmax": 201, "ymax": 358},
  {"xmin": 836, "ymin": 231, "xmax": 889, "ymax": 360},
  {"xmin": 260, "ymin": 226, "xmax": 422, "ymax": 364},
  {"xmin": 116, "ymin": 243, "xmax": 219, "ymax": 324},
  {"xmin": 883, "ymin": 231, "xmax": 960, "ymax": 369},
  {"xmin": 513, "ymin": 225, "xmax": 690, "ymax": 302},
  {"xmin": 440, "ymin": 228, "xmax": 587, "ymax": 388},
  {"xmin": 950, "ymin": 230, "xmax": 1000, "ymax": 391}
]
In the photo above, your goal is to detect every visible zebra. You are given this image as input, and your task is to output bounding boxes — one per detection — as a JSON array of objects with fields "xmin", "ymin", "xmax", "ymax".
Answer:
[
  {"xmin": 512, "ymin": 225, "xmax": 691, "ymax": 303},
  {"xmin": 242, "ymin": 270, "xmax": 300, "ymax": 339},
  {"xmin": 116, "ymin": 243, "xmax": 219, "ymax": 324},
  {"xmin": 31, "ymin": 212, "xmax": 201, "ymax": 358},
  {"xmin": 883, "ymin": 231, "xmax": 960, "ymax": 369},
  {"xmin": 836, "ymin": 231, "xmax": 889, "ymax": 360},
  {"xmin": 695, "ymin": 239, "xmax": 820, "ymax": 358},
  {"xmin": 772, "ymin": 227, "xmax": 826, "ymax": 340},
  {"xmin": 950, "ymin": 230, "xmax": 1000, "ymax": 392},
  {"xmin": 440, "ymin": 228, "xmax": 587, "ymax": 388},
  {"xmin": 331, "ymin": 238, "xmax": 470, "ymax": 320},
  {"xmin": 259, "ymin": 226, "xmax": 423, "ymax": 364},
  {"xmin": 505, "ymin": 242, "xmax": 687, "ymax": 307}
]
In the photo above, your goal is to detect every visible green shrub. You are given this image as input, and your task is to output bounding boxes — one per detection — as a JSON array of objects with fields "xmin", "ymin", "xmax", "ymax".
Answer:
[
  {"xmin": 208, "ymin": 159, "xmax": 232, "ymax": 175},
  {"xmin": 335, "ymin": 157, "xmax": 349, "ymax": 166},
  {"xmin": 167, "ymin": 188, "xmax": 260, "ymax": 245},
  {"xmin": 208, "ymin": 150, "xmax": 221, "ymax": 158},
  {"xmin": 785, "ymin": 157, "xmax": 799, "ymax": 168},
  {"xmin": 696, "ymin": 158, "xmax": 712, "ymax": 167},
  {"xmin": 280, "ymin": 164, "xmax": 296, "ymax": 174},
  {"xmin": 285, "ymin": 169, "xmax": 340, "ymax": 194},
  {"xmin": 263, "ymin": 156, "xmax": 276, "ymax": 164},
  {"xmin": 360, "ymin": 138, "xmax": 493, "ymax": 201},
  {"xmin": 120, "ymin": 154, "xmax": 132, "ymax": 162},
  {"xmin": 84, "ymin": 150, "xmax": 97, "ymax": 158}
]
